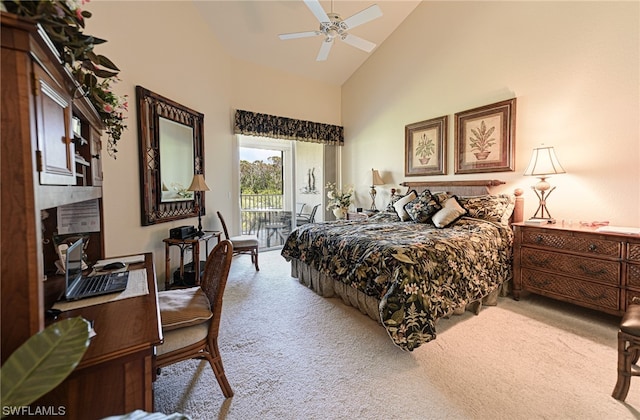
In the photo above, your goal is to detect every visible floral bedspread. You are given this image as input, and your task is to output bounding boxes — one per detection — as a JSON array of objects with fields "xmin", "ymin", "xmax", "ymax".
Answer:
[{"xmin": 281, "ymin": 213, "xmax": 514, "ymax": 351}]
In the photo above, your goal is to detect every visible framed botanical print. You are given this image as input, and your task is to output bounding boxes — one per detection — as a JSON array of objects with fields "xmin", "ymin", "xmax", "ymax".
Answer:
[
  {"xmin": 405, "ymin": 115, "xmax": 447, "ymax": 176},
  {"xmin": 454, "ymin": 98, "xmax": 516, "ymax": 174}
]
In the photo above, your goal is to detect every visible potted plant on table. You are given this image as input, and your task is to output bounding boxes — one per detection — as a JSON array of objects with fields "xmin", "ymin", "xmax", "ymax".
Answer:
[{"xmin": 325, "ymin": 182, "xmax": 353, "ymax": 220}]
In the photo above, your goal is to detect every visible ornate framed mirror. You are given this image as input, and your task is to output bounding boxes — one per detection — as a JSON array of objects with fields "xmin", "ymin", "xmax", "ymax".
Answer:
[{"xmin": 136, "ymin": 86, "xmax": 205, "ymax": 225}]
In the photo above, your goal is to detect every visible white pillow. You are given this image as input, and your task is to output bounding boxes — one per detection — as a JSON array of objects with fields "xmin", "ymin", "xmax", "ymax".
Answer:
[
  {"xmin": 393, "ymin": 190, "xmax": 418, "ymax": 221},
  {"xmin": 432, "ymin": 196, "xmax": 468, "ymax": 228}
]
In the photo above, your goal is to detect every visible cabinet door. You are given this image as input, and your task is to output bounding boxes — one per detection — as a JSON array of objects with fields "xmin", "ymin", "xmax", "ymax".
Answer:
[
  {"xmin": 33, "ymin": 63, "xmax": 76, "ymax": 185},
  {"xmin": 90, "ymin": 127, "xmax": 103, "ymax": 186}
]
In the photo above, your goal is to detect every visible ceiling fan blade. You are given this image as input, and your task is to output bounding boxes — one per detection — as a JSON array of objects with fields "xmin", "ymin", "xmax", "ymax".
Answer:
[
  {"xmin": 341, "ymin": 34, "xmax": 377, "ymax": 53},
  {"xmin": 304, "ymin": 0, "xmax": 330, "ymax": 23},
  {"xmin": 343, "ymin": 5, "xmax": 383, "ymax": 30},
  {"xmin": 316, "ymin": 39, "xmax": 333, "ymax": 61},
  {"xmin": 279, "ymin": 31, "xmax": 321, "ymax": 40}
]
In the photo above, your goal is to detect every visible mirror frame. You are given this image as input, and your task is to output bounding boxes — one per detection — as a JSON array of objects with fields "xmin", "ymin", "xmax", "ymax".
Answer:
[{"xmin": 136, "ymin": 86, "xmax": 205, "ymax": 226}]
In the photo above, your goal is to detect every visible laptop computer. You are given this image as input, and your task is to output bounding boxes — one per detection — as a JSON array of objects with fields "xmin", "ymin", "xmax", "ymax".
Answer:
[{"xmin": 64, "ymin": 238, "xmax": 130, "ymax": 301}]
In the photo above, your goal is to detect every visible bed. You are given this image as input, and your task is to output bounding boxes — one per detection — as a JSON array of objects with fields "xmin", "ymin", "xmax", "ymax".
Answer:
[{"xmin": 281, "ymin": 180, "xmax": 524, "ymax": 351}]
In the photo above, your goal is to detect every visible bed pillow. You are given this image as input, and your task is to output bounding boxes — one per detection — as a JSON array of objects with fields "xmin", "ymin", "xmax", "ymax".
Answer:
[
  {"xmin": 404, "ymin": 190, "xmax": 441, "ymax": 223},
  {"xmin": 393, "ymin": 190, "xmax": 418, "ymax": 221},
  {"xmin": 431, "ymin": 191, "xmax": 450, "ymax": 206},
  {"xmin": 458, "ymin": 194, "xmax": 516, "ymax": 226},
  {"xmin": 432, "ymin": 195, "xmax": 468, "ymax": 228},
  {"xmin": 385, "ymin": 193, "xmax": 403, "ymax": 212}
]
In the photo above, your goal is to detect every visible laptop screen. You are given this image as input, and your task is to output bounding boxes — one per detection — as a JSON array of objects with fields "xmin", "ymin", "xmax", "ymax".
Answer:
[{"xmin": 65, "ymin": 238, "xmax": 84, "ymax": 296}]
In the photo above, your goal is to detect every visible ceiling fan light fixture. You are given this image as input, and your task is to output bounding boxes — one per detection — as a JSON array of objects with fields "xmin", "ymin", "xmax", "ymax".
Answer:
[{"xmin": 279, "ymin": 0, "xmax": 383, "ymax": 61}]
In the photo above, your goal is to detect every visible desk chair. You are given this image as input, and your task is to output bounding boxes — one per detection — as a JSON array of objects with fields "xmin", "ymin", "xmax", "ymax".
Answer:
[
  {"xmin": 156, "ymin": 240, "xmax": 234, "ymax": 398},
  {"xmin": 296, "ymin": 204, "xmax": 320, "ymax": 226},
  {"xmin": 217, "ymin": 211, "xmax": 259, "ymax": 271},
  {"xmin": 613, "ymin": 298, "xmax": 640, "ymax": 401}
]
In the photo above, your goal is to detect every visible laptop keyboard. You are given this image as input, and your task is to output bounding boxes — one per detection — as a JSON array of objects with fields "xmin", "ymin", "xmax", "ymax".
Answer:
[{"xmin": 78, "ymin": 274, "xmax": 111, "ymax": 294}]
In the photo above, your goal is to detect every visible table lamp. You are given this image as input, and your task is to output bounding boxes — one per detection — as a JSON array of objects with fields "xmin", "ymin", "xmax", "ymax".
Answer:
[
  {"xmin": 188, "ymin": 174, "xmax": 210, "ymax": 237},
  {"xmin": 370, "ymin": 169, "xmax": 384, "ymax": 211},
  {"xmin": 523, "ymin": 145, "xmax": 565, "ymax": 223}
]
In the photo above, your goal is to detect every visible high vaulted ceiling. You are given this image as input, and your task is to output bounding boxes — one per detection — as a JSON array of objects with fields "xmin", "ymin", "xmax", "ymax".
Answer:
[{"xmin": 194, "ymin": 1, "xmax": 421, "ymax": 86}]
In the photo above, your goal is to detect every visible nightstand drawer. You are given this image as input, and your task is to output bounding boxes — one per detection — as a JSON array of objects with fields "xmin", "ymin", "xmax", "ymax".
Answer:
[
  {"xmin": 627, "ymin": 264, "xmax": 640, "ymax": 288},
  {"xmin": 628, "ymin": 243, "xmax": 640, "ymax": 263},
  {"xmin": 522, "ymin": 268, "xmax": 619, "ymax": 311},
  {"xmin": 521, "ymin": 248, "xmax": 620, "ymax": 285},
  {"xmin": 521, "ymin": 229, "xmax": 621, "ymax": 257}
]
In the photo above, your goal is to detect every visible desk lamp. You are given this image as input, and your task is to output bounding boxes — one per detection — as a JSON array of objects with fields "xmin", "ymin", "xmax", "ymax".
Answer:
[
  {"xmin": 188, "ymin": 174, "xmax": 210, "ymax": 237},
  {"xmin": 523, "ymin": 145, "xmax": 565, "ymax": 223},
  {"xmin": 369, "ymin": 169, "xmax": 384, "ymax": 211}
]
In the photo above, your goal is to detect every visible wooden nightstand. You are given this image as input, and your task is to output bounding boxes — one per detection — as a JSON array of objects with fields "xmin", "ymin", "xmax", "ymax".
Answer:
[{"xmin": 513, "ymin": 222, "xmax": 640, "ymax": 316}]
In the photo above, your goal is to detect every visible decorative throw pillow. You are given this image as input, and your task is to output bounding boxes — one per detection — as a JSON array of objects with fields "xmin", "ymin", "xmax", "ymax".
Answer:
[
  {"xmin": 432, "ymin": 196, "xmax": 468, "ymax": 228},
  {"xmin": 158, "ymin": 286, "xmax": 212, "ymax": 331},
  {"xmin": 458, "ymin": 194, "xmax": 516, "ymax": 226},
  {"xmin": 392, "ymin": 190, "xmax": 418, "ymax": 221},
  {"xmin": 385, "ymin": 192, "xmax": 403, "ymax": 212},
  {"xmin": 431, "ymin": 191, "xmax": 450, "ymax": 206},
  {"xmin": 404, "ymin": 190, "xmax": 441, "ymax": 223}
]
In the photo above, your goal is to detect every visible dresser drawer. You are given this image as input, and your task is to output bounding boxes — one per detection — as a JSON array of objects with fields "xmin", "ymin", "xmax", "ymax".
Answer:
[
  {"xmin": 627, "ymin": 263, "xmax": 640, "ymax": 288},
  {"xmin": 521, "ymin": 248, "xmax": 620, "ymax": 285},
  {"xmin": 628, "ymin": 243, "xmax": 640, "ymax": 263},
  {"xmin": 521, "ymin": 229, "xmax": 621, "ymax": 257},
  {"xmin": 522, "ymin": 268, "xmax": 619, "ymax": 311}
]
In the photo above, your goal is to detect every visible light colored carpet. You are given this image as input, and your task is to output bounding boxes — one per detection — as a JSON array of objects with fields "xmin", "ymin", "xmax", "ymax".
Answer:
[{"xmin": 154, "ymin": 250, "xmax": 640, "ymax": 419}]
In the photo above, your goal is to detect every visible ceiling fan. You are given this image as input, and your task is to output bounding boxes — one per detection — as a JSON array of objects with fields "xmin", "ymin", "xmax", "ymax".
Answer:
[{"xmin": 278, "ymin": 0, "xmax": 383, "ymax": 61}]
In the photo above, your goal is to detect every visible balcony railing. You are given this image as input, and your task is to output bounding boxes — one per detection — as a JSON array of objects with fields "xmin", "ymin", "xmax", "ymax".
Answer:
[{"xmin": 240, "ymin": 194, "xmax": 290, "ymax": 249}]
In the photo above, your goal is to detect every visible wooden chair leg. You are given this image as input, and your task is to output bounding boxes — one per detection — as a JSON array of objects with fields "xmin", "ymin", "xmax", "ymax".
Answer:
[
  {"xmin": 252, "ymin": 249, "xmax": 259, "ymax": 271},
  {"xmin": 613, "ymin": 333, "xmax": 632, "ymax": 401},
  {"xmin": 206, "ymin": 340, "xmax": 234, "ymax": 398}
]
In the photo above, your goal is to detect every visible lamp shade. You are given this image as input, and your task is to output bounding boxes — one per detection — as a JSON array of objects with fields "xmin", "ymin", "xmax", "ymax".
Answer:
[
  {"xmin": 371, "ymin": 169, "xmax": 384, "ymax": 186},
  {"xmin": 524, "ymin": 146, "xmax": 566, "ymax": 176},
  {"xmin": 187, "ymin": 174, "xmax": 210, "ymax": 192}
]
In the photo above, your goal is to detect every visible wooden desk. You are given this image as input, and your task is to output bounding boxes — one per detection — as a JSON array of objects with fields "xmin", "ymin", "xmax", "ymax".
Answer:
[
  {"xmin": 37, "ymin": 253, "xmax": 162, "ymax": 419},
  {"xmin": 163, "ymin": 231, "xmax": 221, "ymax": 289}
]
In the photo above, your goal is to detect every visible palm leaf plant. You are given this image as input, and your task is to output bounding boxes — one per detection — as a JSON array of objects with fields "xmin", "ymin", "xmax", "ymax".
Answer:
[
  {"xmin": 1, "ymin": 317, "xmax": 91, "ymax": 416},
  {"xmin": 469, "ymin": 120, "xmax": 496, "ymax": 153}
]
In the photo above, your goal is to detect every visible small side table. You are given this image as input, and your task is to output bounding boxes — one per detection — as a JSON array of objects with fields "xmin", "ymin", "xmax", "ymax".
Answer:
[{"xmin": 163, "ymin": 231, "xmax": 222, "ymax": 289}]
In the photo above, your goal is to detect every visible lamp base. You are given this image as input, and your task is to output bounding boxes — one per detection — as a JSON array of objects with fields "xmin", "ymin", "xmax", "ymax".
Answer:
[
  {"xmin": 369, "ymin": 186, "xmax": 377, "ymax": 211},
  {"xmin": 530, "ymin": 183, "xmax": 557, "ymax": 223}
]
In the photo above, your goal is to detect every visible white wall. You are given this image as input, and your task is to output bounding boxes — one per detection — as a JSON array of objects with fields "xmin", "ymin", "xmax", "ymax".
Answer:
[
  {"xmin": 86, "ymin": 1, "xmax": 341, "ymax": 283},
  {"xmin": 342, "ymin": 1, "xmax": 640, "ymax": 226}
]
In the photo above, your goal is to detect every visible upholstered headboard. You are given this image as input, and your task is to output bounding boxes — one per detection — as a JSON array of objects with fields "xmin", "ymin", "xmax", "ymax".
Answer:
[{"xmin": 399, "ymin": 179, "xmax": 524, "ymax": 224}]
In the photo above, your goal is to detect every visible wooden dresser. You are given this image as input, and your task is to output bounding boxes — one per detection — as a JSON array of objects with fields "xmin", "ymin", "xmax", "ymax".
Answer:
[
  {"xmin": 1, "ymin": 13, "xmax": 161, "ymax": 417},
  {"xmin": 513, "ymin": 222, "xmax": 640, "ymax": 316}
]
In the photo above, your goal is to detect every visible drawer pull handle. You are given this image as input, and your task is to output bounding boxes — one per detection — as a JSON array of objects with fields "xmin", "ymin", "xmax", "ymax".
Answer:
[
  {"xmin": 535, "ymin": 235, "xmax": 544, "ymax": 244},
  {"xmin": 578, "ymin": 288, "xmax": 607, "ymax": 301},
  {"xmin": 578, "ymin": 264, "xmax": 606, "ymax": 277},
  {"xmin": 588, "ymin": 244, "xmax": 598, "ymax": 252}
]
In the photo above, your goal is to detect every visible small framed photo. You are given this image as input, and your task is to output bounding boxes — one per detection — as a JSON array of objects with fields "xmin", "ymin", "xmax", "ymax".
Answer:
[
  {"xmin": 405, "ymin": 115, "xmax": 447, "ymax": 176},
  {"xmin": 454, "ymin": 98, "xmax": 516, "ymax": 174}
]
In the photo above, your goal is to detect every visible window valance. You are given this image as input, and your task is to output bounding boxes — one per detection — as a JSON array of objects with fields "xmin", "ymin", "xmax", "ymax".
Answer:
[{"xmin": 234, "ymin": 110, "xmax": 344, "ymax": 146}]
